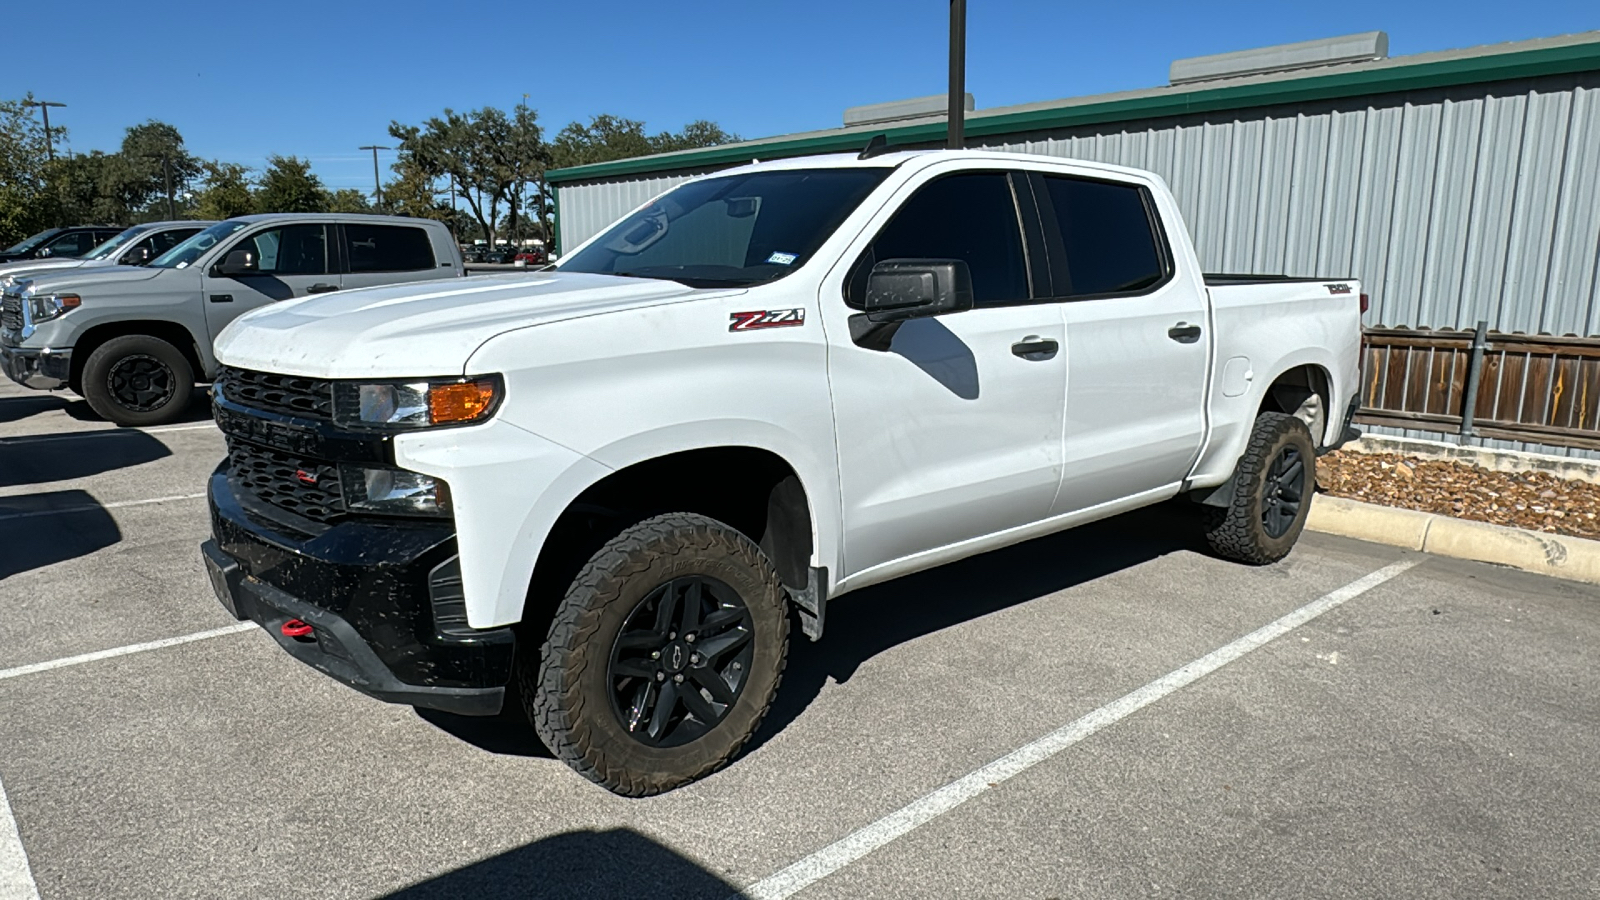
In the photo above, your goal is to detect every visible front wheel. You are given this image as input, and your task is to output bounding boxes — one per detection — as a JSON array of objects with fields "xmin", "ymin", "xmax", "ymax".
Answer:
[
  {"xmin": 524, "ymin": 512, "xmax": 790, "ymax": 795},
  {"xmin": 1204, "ymin": 412, "xmax": 1316, "ymax": 564},
  {"xmin": 80, "ymin": 335, "xmax": 195, "ymax": 426}
]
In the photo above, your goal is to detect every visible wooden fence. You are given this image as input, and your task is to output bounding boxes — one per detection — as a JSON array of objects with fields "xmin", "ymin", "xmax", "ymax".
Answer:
[{"xmin": 1358, "ymin": 324, "xmax": 1600, "ymax": 451}]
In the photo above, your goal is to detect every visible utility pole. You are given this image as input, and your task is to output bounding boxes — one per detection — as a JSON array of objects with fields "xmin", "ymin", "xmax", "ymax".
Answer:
[
  {"xmin": 948, "ymin": 0, "xmax": 966, "ymax": 149},
  {"xmin": 25, "ymin": 100, "xmax": 67, "ymax": 161},
  {"xmin": 162, "ymin": 156, "xmax": 175, "ymax": 219},
  {"xmin": 359, "ymin": 145, "xmax": 389, "ymax": 208}
]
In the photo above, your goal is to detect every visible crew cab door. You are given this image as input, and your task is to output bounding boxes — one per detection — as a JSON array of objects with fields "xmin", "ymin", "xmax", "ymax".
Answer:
[
  {"xmin": 1025, "ymin": 170, "xmax": 1210, "ymax": 513},
  {"xmin": 200, "ymin": 223, "xmax": 338, "ymax": 341},
  {"xmin": 824, "ymin": 168, "xmax": 1066, "ymax": 581},
  {"xmin": 336, "ymin": 221, "xmax": 451, "ymax": 291}
]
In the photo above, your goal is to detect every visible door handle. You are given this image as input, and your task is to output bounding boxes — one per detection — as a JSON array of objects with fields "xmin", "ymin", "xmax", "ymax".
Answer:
[
  {"xmin": 306, "ymin": 283, "xmax": 339, "ymax": 294},
  {"xmin": 1168, "ymin": 322, "xmax": 1203, "ymax": 343},
  {"xmin": 1011, "ymin": 336, "xmax": 1059, "ymax": 359}
]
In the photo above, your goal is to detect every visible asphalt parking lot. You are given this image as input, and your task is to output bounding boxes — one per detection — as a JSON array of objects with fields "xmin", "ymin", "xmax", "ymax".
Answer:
[{"xmin": 3, "ymin": 376, "xmax": 1598, "ymax": 900}]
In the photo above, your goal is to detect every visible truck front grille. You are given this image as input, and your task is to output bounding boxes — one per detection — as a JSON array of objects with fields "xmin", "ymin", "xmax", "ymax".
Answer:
[
  {"xmin": 218, "ymin": 366, "xmax": 334, "ymax": 422},
  {"xmin": 0, "ymin": 293, "xmax": 22, "ymax": 332},
  {"xmin": 226, "ymin": 439, "xmax": 345, "ymax": 523}
]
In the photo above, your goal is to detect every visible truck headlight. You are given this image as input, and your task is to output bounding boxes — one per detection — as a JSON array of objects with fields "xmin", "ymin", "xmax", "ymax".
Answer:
[
  {"xmin": 24, "ymin": 290, "xmax": 80, "ymax": 323},
  {"xmin": 340, "ymin": 465, "xmax": 451, "ymax": 516},
  {"xmin": 331, "ymin": 376, "xmax": 502, "ymax": 430}
]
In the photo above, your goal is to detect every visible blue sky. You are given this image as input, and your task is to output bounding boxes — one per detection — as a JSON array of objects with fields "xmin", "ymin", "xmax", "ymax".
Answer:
[{"xmin": 5, "ymin": 1, "xmax": 1595, "ymax": 193}]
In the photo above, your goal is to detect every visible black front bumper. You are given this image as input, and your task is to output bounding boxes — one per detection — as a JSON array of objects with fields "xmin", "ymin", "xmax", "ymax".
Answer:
[{"xmin": 203, "ymin": 469, "xmax": 515, "ymax": 716}]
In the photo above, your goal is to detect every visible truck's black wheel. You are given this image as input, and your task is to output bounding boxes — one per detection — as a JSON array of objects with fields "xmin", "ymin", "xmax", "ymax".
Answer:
[
  {"xmin": 81, "ymin": 335, "xmax": 194, "ymax": 426},
  {"xmin": 1204, "ymin": 412, "xmax": 1315, "ymax": 564},
  {"xmin": 524, "ymin": 512, "xmax": 789, "ymax": 795}
]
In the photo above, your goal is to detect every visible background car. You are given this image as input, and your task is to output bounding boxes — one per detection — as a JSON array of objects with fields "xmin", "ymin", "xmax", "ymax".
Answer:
[{"xmin": 0, "ymin": 226, "xmax": 125, "ymax": 263}]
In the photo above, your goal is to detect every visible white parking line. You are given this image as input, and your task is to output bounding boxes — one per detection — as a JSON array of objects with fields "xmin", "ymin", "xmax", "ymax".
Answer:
[
  {"xmin": 0, "ymin": 492, "xmax": 208, "ymax": 523},
  {"xmin": 737, "ymin": 557, "xmax": 1423, "ymax": 900},
  {"xmin": 0, "ymin": 777, "xmax": 39, "ymax": 900},
  {"xmin": 0, "ymin": 421, "xmax": 217, "ymax": 446},
  {"xmin": 0, "ymin": 623, "xmax": 255, "ymax": 683}
]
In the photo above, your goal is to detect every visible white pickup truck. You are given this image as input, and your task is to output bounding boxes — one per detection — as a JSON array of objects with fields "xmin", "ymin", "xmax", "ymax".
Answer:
[{"xmin": 200, "ymin": 149, "xmax": 1362, "ymax": 795}]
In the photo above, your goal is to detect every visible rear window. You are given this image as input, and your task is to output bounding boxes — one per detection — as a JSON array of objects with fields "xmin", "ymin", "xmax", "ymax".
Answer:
[
  {"xmin": 345, "ymin": 224, "xmax": 435, "ymax": 272},
  {"xmin": 1039, "ymin": 176, "xmax": 1167, "ymax": 297}
]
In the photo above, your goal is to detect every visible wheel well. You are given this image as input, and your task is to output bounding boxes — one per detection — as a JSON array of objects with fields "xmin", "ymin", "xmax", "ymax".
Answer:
[
  {"xmin": 69, "ymin": 320, "xmax": 206, "ymax": 394},
  {"xmin": 1258, "ymin": 364, "xmax": 1331, "ymax": 445},
  {"xmin": 521, "ymin": 447, "xmax": 814, "ymax": 640}
]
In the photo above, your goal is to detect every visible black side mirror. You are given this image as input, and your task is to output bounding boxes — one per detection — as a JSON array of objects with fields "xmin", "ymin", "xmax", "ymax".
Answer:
[
  {"xmin": 214, "ymin": 248, "xmax": 259, "ymax": 277},
  {"xmin": 850, "ymin": 258, "xmax": 974, "ymax": 350},
  {"xmin": 35, "ymin": 247, "xmax": 53, "ymax": 259},
  {"xmin": 122, "ymin": 245, "xmax": 152, "ymax": 266}
]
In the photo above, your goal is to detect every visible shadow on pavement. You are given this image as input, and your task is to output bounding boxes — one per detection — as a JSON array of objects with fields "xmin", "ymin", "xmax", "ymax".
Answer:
[
  {"xmin": 0, "ymin": 393, "xmax": 68, "ymax": 424},
  {"xmin": 382, "ymin": 828, "xmax": 746, "ymax": 899},
  {"xmin": 60, "ymin": 386, "xmax": 214, "ymax": 425},
  {"xmin": 0, "ymin": 489, "xmax": 122, "ymax": 579},
  {"xmin": 0, "ymin": 428, "xmax": 172, "ymax": 488},
  {"xmin": 414, "ymin": 678, "xmax": 553, "ymax": 759},
  {"xmin": 747, "ymin": 501, "xmax": 1211, "ymax": 753}
]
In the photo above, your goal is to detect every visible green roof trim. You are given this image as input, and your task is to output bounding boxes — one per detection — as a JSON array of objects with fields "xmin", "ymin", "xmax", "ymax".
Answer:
[{"xmin": 548, "ymin": 37, "xmax": 1600, "ymax": 184}]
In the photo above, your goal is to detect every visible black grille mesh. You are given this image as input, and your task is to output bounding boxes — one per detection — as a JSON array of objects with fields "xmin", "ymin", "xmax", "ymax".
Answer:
[
  {"xmin": 226, "ymin": 440, "xmax": 344, "ymax": 523},
  {"xmin": 218, "ymin": 366, "xmax": 334, "ymax": 422},
  {"xmin": 1, "ymin": 294, "xmax": 22, "ymax": 332}
]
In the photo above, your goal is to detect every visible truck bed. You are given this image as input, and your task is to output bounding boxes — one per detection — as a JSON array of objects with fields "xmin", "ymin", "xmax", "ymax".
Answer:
[{"xmin": 1203, "ymin": 273, "xmax": 1354, "ymax": 286}]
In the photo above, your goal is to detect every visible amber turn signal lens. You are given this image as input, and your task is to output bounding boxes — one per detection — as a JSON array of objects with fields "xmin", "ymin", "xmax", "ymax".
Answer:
[{"xmin": 428, "ymin": 379, "xmax": 499, "ymax": 424}]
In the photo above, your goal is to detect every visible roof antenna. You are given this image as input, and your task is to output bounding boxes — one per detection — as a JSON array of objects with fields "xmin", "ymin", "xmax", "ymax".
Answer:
[{"xmin": 858, "ymin": 134, "xmax": 891, "ymax": 160}]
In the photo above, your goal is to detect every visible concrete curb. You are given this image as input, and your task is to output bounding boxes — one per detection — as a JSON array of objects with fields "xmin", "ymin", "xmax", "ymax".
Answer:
[
  {"xmin": 1306, "ymin": 494, "xmax": 1600, "ymax": 586},
  {"xmin": 1344, "ymin": 434, "xmax": 1600, "ymax": 484}
]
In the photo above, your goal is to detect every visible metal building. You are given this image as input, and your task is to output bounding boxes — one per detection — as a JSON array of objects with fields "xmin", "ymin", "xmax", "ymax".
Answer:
[{"xmin": 547, "ymin": 31, "xmax": 1600, "ymax": 457}]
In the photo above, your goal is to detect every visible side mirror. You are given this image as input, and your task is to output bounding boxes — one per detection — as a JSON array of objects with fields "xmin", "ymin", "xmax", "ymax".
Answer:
[
  {"xmin": 36, "ymin": 247, "xmax": 52, "ymax": 258},
  {"xmin": 122, "ymin": 245, "xmax": 153, "ymax": 266},
  {"xmin": 850, "ymin": 258, "xmax": 974, "ymax": 350},
  {"xmin": 214, "ymin": 248, "xmax": 259, "ymax": 277}
]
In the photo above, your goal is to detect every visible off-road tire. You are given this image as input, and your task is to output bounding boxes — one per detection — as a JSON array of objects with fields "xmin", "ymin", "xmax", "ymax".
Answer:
[
  {"xmin": 81, "ymin": 334, "xmax": 194, "ymax": 426},
  {"xmin": 523, "ymin": 512, "xmax": 789, "ymax": 796},
  {"xmin": 1204, "ymin": 412, "xmax": 1316, "ymax": 564}
]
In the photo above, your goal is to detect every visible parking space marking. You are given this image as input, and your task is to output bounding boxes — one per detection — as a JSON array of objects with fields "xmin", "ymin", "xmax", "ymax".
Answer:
[
  {"xmin": 737, "ymin": 557, "xmax": 1422, "ymax": 900},
  {"xmin": 0, "ymin": 493, "xmax": 208, "ymax": 523},
  {"xmin": 0, "ymin": 623, "xmax": 255, "ymax": 683},
  {"xmin": 0, "ymin": 777, "xmax": 39, "ymax": 900},
  {"xmin": 0, "ymin": 422, "xmax": 216, "ymax": 446}
]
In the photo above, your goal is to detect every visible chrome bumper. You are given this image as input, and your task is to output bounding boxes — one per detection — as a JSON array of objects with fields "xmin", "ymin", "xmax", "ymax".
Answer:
[{"xmin": 0, "ymin": 342, "xmax": 71, "ymax": 390}]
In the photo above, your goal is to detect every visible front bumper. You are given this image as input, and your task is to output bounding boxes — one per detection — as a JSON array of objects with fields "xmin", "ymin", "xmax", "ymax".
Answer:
[
  {"xmin": 203, "ymin": 468, "xmax": 515, "ymax": 716},
  {"xmin": 0, "ymin": 343, "xmax": 71, "ymax": 390}
]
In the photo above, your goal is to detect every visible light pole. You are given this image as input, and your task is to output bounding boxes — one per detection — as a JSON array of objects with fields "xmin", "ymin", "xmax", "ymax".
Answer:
[
  {"xmin": 948, "ymin": 0, "xmax": 966, "ymax": 150},
  {"xmin": 359, "ymin": 145, "xmax": 389, "ymax": 208},
  {"xmin": 24, "ymin": 100, "xmax": 67, "ymax": 161}
]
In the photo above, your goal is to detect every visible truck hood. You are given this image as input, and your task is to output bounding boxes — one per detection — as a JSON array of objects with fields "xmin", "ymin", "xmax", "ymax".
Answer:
[
  {"xmin": 0, "ymin": 258, "xmax": 88, "ymax": 284},
  {"xmin": 12, "ymin": 265, "xmax": 162, "ymax": 293},
  {"xmin": 214, "ymin": 271, "xmax": 744, "ymax": 379}
]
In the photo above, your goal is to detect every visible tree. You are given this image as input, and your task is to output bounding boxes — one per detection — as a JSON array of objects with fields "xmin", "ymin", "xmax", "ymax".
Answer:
[
  {"xmin": 193, "ymin": 162, "xmax": 255, "ymax": 220},
  {"xmin": 0, "ymin": 95, "xmax": 56, "ymax": 244},
  {"xmin": 551, "ymin": 115, "xmax": 739, "ymax": 169},
  {"xmin": 390, "ymin": 106, "xmax": 544, "ymax": 249},
  {"xmin": 255, "ymin": 155, "xmax": 328, "ymax": 213},
  {"xmin": 327, "ymin": 188, "xmax": 372, "ymax": 213},
  {"xmin": 117, "ymin": 121, "xmax": 201, "ymax": 220}
]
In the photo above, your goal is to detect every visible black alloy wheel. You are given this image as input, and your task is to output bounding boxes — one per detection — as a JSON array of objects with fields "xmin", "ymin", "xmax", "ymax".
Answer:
[
  {"xmin": 107, "ymin": 354, "xmax": 176, "ymax": 413},
  {"xmin": 607, "ymin": 575, "xmax": 755, "ymax": 748},
  {"xmin": 1260, "ymin": 444, "xmax": 1307, "ymax": 538}
]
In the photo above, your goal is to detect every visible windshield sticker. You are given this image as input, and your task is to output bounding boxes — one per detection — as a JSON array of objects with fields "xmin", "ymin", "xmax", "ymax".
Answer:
[
  {"xmin": 766, "ymin": 251, "xmax": 798, "ymax": 266},
  {"xmin": 730, "ymin": 308, "xmax": 805, "ymax": 332}
]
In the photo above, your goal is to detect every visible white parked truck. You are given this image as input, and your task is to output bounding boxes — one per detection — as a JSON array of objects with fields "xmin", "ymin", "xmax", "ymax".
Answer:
[{"xmin": 200, "ymin": 149, "xmax": 1362, "ymax": 795}]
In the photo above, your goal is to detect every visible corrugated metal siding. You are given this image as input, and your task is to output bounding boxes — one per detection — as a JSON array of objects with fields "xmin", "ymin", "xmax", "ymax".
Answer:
[
  {"xmin": 553, "ymin": 72, "xmax": 1600, "ymax": 458},
  {"xmin": 975, "ymin": 72, "xmax": 1600, "ymax": 339}
]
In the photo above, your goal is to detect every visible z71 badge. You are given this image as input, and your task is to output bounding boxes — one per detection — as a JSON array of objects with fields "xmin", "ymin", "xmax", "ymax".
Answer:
[
  {"xmin": 729, "ymin": 308, "xmax": 805, "ymax": 331},
  {"xmin": 1326, "ymin": 283, "xmax": 1353, "ymax": 295}
]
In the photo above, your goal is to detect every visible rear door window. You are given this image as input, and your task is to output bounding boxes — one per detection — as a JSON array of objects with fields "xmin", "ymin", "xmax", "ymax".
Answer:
[
  {"xmin": 43, "ymin": 231, "xmax": 95, "ymax": 258},
  {"xmin": 1035, "ymin": 175, "xmax": 1168, "ymax": 298},
  {"xmin": 344, "ymin": 224, "xmax": 436, "ymax": 272}
]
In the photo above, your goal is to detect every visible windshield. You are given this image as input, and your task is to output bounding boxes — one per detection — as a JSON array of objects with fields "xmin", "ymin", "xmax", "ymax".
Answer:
[
  {"xmin": 86, "ymin": 227, "xmax": 146, "ymax": 260},
  {"xmin": 558, "ymin": 168, "xmax": 890, "ymax": 288},
  {"xmin": 150, "ymin": 220, "xmax": 250, "ymax": 269},
  {"xmin": 3, "ymin": 230, "xmax": 56, "ymax": 255}
]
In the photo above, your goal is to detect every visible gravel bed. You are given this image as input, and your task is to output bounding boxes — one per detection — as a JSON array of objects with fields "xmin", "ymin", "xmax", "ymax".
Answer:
[{"xmin": 1318, "ymin": 450, "xmax": 1600, "ymax": 542}]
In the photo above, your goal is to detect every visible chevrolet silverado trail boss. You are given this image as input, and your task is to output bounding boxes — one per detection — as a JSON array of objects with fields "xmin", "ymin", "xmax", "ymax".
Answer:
[
  {"xmin": 1, "ymin": 214, "xmax": 462, "ymax": 426},
  {"xmin": 200, "ymin": 149, "xmax": 1362, "ymax": 795}
]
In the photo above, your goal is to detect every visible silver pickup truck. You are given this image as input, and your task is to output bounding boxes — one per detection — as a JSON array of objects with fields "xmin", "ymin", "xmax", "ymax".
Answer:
[{"xmin": 1, "ymin": 213, "xmax": 463, "ymax": 425}]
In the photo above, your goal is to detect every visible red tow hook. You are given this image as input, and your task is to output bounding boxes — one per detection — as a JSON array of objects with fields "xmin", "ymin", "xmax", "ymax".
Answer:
[{"xmin": 280, "ymin": 618, "xmax": 314, "ymax": 639}]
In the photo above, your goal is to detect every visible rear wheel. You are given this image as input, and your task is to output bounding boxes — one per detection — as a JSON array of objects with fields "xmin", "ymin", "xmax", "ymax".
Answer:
[
  {"xmin": 1204, "ymin": 412, "xmax": 1315, "ymax": 564},
  {"xmin": 80, "ymin": 335, "xmax": 194, "ymax": 426},
  {"xmin": 524, "ymin": 512, "xmax": 789, "ymax": 795}
]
